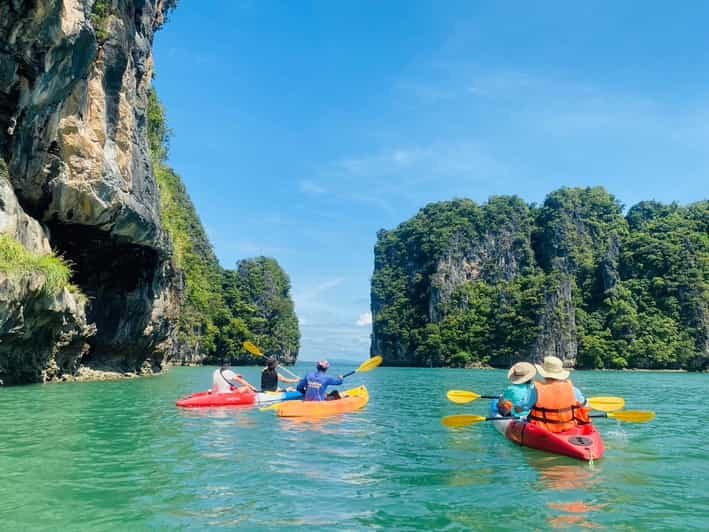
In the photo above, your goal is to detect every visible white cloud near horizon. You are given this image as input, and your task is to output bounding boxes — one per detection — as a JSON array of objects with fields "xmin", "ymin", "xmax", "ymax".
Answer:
[{"xmin": 356, "ymin": 311, "xmax": 372, "ymax": 327}]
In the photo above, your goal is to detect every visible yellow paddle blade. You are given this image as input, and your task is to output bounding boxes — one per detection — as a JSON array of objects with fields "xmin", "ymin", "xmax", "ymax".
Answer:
[
  {"xmin": 607, "ymin": 410, "xmax": 655, "ymax": 423},
  {"xmin": 259, "ymin": 403, "xmax": 281, "ymax": 412},
  {"xmin": 441, "ymin": 415, "xmax": 487, "ymax": 428},
  {"xmin": 243, "ymin": 341, "xmax": 264, "ymax": 357},
  {"xmin": 588, "ymin": 396, "xmax": 625, "ymax": 412},
  {"xmin": 447, "ymin": 390, "xmax": 482, "ymax": 404},
  {"xmin": 343, "ymin": 386, "xmax": 368, "ymax": 398},
  {"xmin": 357, "ymin": 355, "xmax": 383, "ymax": 373}
]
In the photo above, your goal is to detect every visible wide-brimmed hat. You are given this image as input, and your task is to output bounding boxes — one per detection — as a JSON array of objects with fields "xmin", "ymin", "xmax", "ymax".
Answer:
[
  {"xmin": 507, "ymin": 362, "xmax": 536, "ymax": 384},
  {"xmin": 535, "ymin": 356, "xmax": 570, "ymax": 380}
]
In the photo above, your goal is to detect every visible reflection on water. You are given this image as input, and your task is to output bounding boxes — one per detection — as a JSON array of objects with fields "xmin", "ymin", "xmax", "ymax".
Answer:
[
  {"xmin": 530, "ymin": 455, "xmax": 602, "ymax": 491},
  {"xmin": 277, "ymin": 414, "xmax": 349, "ymax": 434},
  {"xmin": 525, "ymin": 454, "xmax": 606, "ymax": 528}
]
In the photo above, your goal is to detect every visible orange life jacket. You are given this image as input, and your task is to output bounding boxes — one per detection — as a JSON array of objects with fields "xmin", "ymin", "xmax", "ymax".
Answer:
[{"xmin": 528, "ymin": 380, "xmax": 590, "ymax": 433}]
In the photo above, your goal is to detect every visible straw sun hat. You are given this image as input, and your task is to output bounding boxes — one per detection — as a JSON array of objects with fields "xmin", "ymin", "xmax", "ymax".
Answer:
[
  {"xmin": 507, "ymin": 362, "xmax": 536, "ymax": 384},
  {"xmin": 535, "ymin": 356, "xmax": 570, "ymax": 380}
]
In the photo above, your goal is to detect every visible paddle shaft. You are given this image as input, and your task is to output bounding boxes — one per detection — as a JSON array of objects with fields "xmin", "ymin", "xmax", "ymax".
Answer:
[
  {"xmin": 475, "ymin": 413, "xmax": 618, "ymax": 422},
  {"xmin": 342, "ymin": 370, "xmax": 356, "ymax": 378},
  {"xmin": 279, "ymin": 366, "xmax": 300, "ymax": 380}
]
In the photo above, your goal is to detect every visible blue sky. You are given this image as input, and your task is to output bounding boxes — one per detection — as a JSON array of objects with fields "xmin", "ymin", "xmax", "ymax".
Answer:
[{"xmin": 153, "ymin": 1, "xmax": 709, "ymax": 361}]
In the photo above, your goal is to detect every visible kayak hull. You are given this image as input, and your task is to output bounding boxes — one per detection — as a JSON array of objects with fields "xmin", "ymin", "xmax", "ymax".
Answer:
[
  {"xmin": 490, "ymin": 400, "xmax": 604, "ymax": 461},
  {"xmin": 176, "ymin": 390, "xmax": 302, "ymax": 408},
  {"xmin": 276, "ymin": 386, "xmax": 369, "ymax": 417}
]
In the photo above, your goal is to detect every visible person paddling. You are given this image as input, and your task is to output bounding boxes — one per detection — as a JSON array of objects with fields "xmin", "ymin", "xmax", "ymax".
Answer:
[
  {"xmin": 524, "ymin": 356, "xmax": 590, "ymax": 432},
  {"xmin": 261, "ymin": 357, "xmax": 300, "ymax": 392},
  {"xmin": 212, "ymin": 364, "xmax": 257, "ymax": 394},
  {"xmin": 497, "ymin": 361, "xmax": 536, "ymax": 418},
  {"xmin": 297, "ymin": 360, "xmax": 343, "ymax": 401}
]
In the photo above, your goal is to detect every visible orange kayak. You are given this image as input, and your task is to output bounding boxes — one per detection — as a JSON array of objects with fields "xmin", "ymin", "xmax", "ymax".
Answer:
[{"xmin": 276, "ymin": 386, "xmax": 369, "ymax": 417}]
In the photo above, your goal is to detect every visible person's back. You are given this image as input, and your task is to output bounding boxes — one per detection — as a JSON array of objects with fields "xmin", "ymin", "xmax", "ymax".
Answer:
[
  {"xmin": 212, "ymin": 365, "xmax": 256, "ymax": 394},
  {"xmin": 497, "ymin": 361, "xmax": 536, "ymax": 417},
  {"xmin": 501, "ymin": 382, "xmax": 534, "ymax": 418},
  {"xmin": 261, "ymin": 367, "xmax": 279, "ymax": 392},
  {"xmin": 212, "ymin": 368, "xmax": 236, "ymax": 394},
  {"xmin": 528, "ymin": 356, "xmax": 589, "ymax": 432},
  {"xmin": 298, "ymin": 360, "xmax": 343, "ymax": 401}
]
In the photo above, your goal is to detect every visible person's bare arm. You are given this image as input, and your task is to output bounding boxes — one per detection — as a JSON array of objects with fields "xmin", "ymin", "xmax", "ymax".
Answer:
[
  {"xmin": 278, "ymin": 373, "xmax": 300, "ymax": 384},
  {"xmin": 234, "ymin": 375, "xmax": 257, "ymax": 391}
]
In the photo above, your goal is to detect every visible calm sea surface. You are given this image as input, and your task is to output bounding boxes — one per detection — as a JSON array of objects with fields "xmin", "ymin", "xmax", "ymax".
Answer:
[{"xmin": 1, "ymin": 365, "xmax": 707, "ymax": 530}]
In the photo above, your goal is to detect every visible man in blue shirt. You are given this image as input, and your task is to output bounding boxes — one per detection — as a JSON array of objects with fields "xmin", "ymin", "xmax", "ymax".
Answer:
[{"xmin": 297, "ymin": 360, "xmax": 344, "ymax": 401}]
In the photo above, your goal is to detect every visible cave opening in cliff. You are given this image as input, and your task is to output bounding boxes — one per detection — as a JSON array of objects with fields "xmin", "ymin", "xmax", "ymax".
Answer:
[{"xmin": 48, "ymin": 222, "xmax": 160, "ymax": 365}]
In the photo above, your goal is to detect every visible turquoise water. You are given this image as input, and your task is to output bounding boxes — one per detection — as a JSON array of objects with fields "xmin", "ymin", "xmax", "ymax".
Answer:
[{"xmin": 1, "ymin": 365, "xmax": 707, "ymax": 530}]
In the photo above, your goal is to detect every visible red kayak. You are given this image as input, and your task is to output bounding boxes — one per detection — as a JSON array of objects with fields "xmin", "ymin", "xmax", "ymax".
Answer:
[
  {"xmin": 176, "ymin": 389, "xmax": 256, "ymax": 408},
  {"xmin": 491, "ymin": 400, "xmax": 604, "ymax": 461},
  {"xmin": 176, "ymin": 389, "xmax": 304, "ymax": 408}
]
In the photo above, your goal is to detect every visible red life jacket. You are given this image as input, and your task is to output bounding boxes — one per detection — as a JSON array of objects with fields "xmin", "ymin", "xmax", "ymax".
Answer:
[{"xmin": 528, "ymin": 380, "xmax": 590, "ymax": 433}]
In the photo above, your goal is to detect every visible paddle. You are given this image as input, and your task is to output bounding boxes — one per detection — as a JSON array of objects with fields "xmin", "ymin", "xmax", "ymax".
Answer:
[
  {"xmin": 342, "ymin": 356, "xmax": 383, "ymax": 378},
  {"xmin": 446, "ymin": 390, "xmax": 625, "ymax": 412},
  {"xmin": 447, "ymin": 390, "xmax": 499, "ymax": 403},
  {"xmin": 242, "ymin": 341, "xmax": 300, "ymax": 379},
  {"xmin": 587, "ymin": 397, "xmax": 625, "ymax": 412},
  {"xmin": 442, "ymin": 410, "xmax": 655, "ymax": 428}
]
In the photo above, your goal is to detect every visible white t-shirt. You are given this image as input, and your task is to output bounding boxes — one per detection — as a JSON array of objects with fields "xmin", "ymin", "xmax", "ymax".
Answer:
[{"xmin": 212, "ymin": 369, "xmax": 240, "ymax": 394}]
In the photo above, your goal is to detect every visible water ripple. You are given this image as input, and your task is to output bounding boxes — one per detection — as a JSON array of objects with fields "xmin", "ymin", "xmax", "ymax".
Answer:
[{"xmin": 1, "ymin": 366, "xmax": 706, "ymax": 530}]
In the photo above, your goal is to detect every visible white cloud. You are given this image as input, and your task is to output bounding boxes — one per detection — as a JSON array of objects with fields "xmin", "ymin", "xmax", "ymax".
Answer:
[
  {"xmin": 356, "ymin": 311, "xmax": 372, "ymax": 327},
  {"xmin": 329, "ymin": 141, "xmax": 510, "ymax": 191},
  {"xmin": 292, "ymin": 277, "xmax": 345, "ymax": 318},
  {"xmin": 299, "ymin": 179, "xmax": 326, "ymax": 195}
]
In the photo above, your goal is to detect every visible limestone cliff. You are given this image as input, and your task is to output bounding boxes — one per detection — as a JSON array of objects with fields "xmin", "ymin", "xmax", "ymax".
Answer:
[
  {"xmin": 0, "ymin": 0, "xmax": 179, "ymax": 383},
  {"xmin": 371, "ymin": 187, "xmax": 709, "ymax": 370}
]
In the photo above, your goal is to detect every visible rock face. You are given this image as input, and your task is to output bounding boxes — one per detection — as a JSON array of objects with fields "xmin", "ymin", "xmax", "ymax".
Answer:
[
  {"xmin": 0, "ymin": 159, "xmax": 94, "ymax": 384},
  {"xmin": 371, "ymin": 188, "xmax": 709, "ymax": 370},
  {"xmin": 0, "ymin": 0, "xmax": 179, "ymax": 383}
]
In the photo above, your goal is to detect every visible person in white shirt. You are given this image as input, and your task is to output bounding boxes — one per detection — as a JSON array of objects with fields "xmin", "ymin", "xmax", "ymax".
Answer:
[{"xmin": 211, "ymin": 364, "xmax": 257, "ymax": 394}]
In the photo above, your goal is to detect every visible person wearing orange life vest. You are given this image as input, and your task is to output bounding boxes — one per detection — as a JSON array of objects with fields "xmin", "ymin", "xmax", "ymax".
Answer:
[{"xmin": 526, "ymin": 356, "xmax": 590, "ymax": 433}]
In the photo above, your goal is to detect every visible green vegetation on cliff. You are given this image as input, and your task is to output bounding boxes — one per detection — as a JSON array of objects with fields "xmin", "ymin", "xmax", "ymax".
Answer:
[
  {"xmin": 215, "ymin": 258, "xmax": 300, "ymax": 362},
  {"xmin": 372, "ymin": 188, "xmax": 708, "ymax": 370},
  {"xmin": 147, "ymin": 91, "xmax": 299, "ymax": 363},
  {"xmin": 0, "ymin": 235, "xmax": 73, "ymax": 295}
]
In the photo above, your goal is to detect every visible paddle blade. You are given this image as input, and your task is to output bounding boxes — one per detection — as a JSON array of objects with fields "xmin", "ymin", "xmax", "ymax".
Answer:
[
  {"xmin": 588, "ymin": 396, "xmax": 625, "ymax": 412},
  {"xmin": 442, "ymin": 415, "xmax": 487, "ymax": 428},
  {"xmin": 447, "ymin": 390, "xmax": 482, "ymax": 404},
  {"xmin": 243, "ymin": 341, "xmax": 264, "ymax": 357},
  {"xmin": 357, "ymin": 356, "xmax": 383, "ymax": 373},
  {"xmin": 343, "ymin": 386, "xmax": 368, "ymax": 399},
  {"xmin": 259, "ymin": 403, "xmax": 280, "ymax": 412},
  {"xmin": 607, "ymin": 410, "xmax": 656, "ymax": 423}
]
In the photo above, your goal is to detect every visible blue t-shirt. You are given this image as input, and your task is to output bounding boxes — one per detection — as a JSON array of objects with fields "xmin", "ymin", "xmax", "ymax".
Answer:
[
  {"xmin": 501, "ymin": 383, "xmax": 534, "ymax": 418},
  {"xmin": 297, "ymin": 371, "xmax": 343, "ymax": 401}
]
